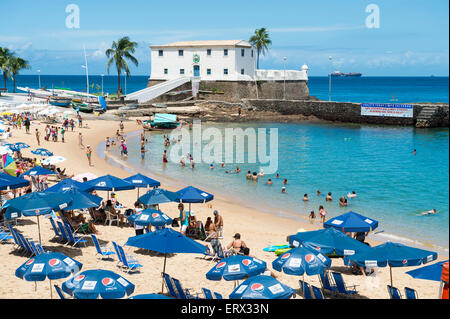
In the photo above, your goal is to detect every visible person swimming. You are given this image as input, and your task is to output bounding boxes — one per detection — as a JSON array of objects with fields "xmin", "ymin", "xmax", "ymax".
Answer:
[
  {"xmin": 266, "ymin": 179, "xmax": 273, "ymax": 185},
  {"xmin": 420, "ymin": 209, "xmax": 437, "ymax": 216},
  {"xmin": 303, "ymin": 194, "xmax": 309, "ymax": 201},
  {"xmin": 281, "ymin": 187, "xmax": 286, "ymax": 194},
  {"xmin": 347, "ymin": 191, "xmax": 357, "ymax": 198}
]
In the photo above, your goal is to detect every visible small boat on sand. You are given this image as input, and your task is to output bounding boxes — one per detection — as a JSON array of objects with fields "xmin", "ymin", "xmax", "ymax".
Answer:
[
  {"xmin": 48, "ymin": 96, "xmax": 72, "ymax": 107},
  {"xmin": 137, "ymin": 113, "xmax": 180, "ymax": 131}
]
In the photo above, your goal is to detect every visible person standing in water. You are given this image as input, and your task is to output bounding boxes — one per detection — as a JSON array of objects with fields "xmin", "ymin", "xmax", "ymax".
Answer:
[
  {"xmin": 140, "ymin": 141, "xmax": 146, "ymax": 159},
  {"xmin": 163, "ymin": 150, "xmax": 168, "ymax": 163}
]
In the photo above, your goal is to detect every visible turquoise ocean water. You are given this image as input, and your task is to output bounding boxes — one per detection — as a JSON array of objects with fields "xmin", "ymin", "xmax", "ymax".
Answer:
[{"xmin": 105, "ymin": 122, "xmax": 449, "ymax": 251}]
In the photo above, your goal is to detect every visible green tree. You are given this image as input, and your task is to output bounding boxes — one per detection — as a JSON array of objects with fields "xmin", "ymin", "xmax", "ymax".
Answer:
[
  {"xmin": 105, "ymin": 37, "xmax": 138, "ymax": 96},
  {"xmin": 249, "ymin": 28, "xmax": 272, "ymax": 69},
  {"xmin": 6, "ymin": 56, "xmax": 30, "ymax": 93},
  {"xmin": 0, "ymin": 47, "xmax": 13, "ymax": 89}
]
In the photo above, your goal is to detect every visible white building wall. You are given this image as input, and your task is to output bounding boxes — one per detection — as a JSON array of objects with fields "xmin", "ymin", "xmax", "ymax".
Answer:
[{"xmin": 150, "ymin": 45, "xmax": 255, "ymax": 81}]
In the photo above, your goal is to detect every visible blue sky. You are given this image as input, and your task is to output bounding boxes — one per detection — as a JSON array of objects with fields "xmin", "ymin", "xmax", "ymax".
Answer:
[{"xmin": 0, "ymin": 0, "xmax": 448, "ymax": 76}]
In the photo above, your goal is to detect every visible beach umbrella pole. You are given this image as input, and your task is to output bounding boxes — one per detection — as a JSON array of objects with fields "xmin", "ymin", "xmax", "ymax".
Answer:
[
  {"xmin": 50, "ymin": 280, "xmax": 52, "ymax": 299},
  {"xmin": 161, "ymin": 253, "xmax": 167, "ymax": 293},
  {"xmin": 389, "ymin": 266, "xmax": 393, "ymax": 287},
  {"xmin": 37, "ymin": 215, "xmax": 42, "ymax": 245}
]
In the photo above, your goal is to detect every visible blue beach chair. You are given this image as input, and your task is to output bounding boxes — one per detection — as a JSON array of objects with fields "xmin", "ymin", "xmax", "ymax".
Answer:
[
  {"xmin": 36, "ymin": 243, "xmax": 46, "ymax": 254},
  {"xmin": 8, "ymin": 224, "xmax": 21, "ymax": 250},
  {"xmin": 29, "ymin": 241, "xmax": 41, "ymax": 255},
  {"xmin": 54, "ymin": 285, "xmax": 67, "ymax": 299},
  {"xmin": 162, "ymin": 273, "xmax": 179, "ymax": 299},
  {"xmin": 319, "ymin": 272, "xmax": 338, "ymax": 295},
  {"xmin": 56, "ymin": 221, "xmax": 70, "ymax": 243},
  {"xmin": 202, "ymin": 288, "xmax": 214, "ymax": 299},
  {"xmin": 117, "ymin": 244, "xmax": 142, "ymax": 273},
  {"xmin": 91, "ymin": 234, "xmax": 115, "ymax": 260},
  {"xmin": 63, "ymin": 222, "xmax": 87, "ymax": 247},
  {"xmin": 404, "ymin": 287, "xmax": 418, "ymax": 299},
  {"xmin": 302, "ymin": 281, "xmax": 313, "ymax": 300},
  {"xmin": 171, "ymin": 277, "xmax": 200, "ymax": 299},
  {"xmin": 332, "ymin": 272, "xmax": 358, "ymax": 296},
  {"xmin": 387, "ymin": 285, "xmax": 402, "ymax": 299},
  {"xmin": 312, "ymin": 285, "xmax": 325, "ymax": 299},
  {"xmin": 16, "ymin": 232, "xmax": 34, "ymax": 257},
  {"xmin": 49, "ymin": 218, "xmax": 63, "ymax": 241},
  {"xmin": 214, "ymin": 292, "xmax": 223, "ymax": 299}
]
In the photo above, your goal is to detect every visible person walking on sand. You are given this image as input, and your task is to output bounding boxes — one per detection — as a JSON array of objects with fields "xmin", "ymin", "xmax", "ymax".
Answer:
[
  {"xmin": 86, "ymin": 145, "xmax": 93, "ymax": 166},
  {"xmin": 35, "ymin": 129, "xmax": 41, "ymax": 146},
  {"xmin": 78, "ymin": 132, "xmax": 84, "ymax": 148},
  {"xmin": 120, "ymin": 121, "xmax": 124, "ymax": 133},
  {"xmin": 78, "ymin": 114, "xmax": 83, "ymax": 128}
]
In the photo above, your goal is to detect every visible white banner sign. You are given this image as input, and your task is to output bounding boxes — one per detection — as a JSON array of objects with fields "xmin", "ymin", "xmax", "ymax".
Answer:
[{"xmin": 361, "ymin": 103, "xmax": 413, "ymax": 118}]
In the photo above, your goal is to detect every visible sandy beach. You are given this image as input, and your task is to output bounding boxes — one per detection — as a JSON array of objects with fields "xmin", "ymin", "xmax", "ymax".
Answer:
[{"xmin": 0, "ymin": 115, "xmax": 446, "ymax": 299}]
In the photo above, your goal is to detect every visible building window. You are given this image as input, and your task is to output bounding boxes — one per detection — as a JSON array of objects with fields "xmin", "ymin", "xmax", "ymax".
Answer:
[
  {"xmin": 207, "ymin": 69, "xmax": 211, "ymax": 75},
  {"xmin": 180, "ymin": 69, "xmax": 185, "ymax": 75},
  {"xmin": 241, "ymin": 49, "xmax": 245, "ymax": 57},
  {"xmin": 224, "ymin": 69, "xmax": 228, "ymax": 75},
  {"xmin": 241, "ymin": 69, "xmax": 245, "ymax": 75},
  {"xmin": 164, "ymin": 68, "xmax": 168, "ymax": 75},
  {"xmin": 251, "ymin": 50, "xmax": 254, "ymax": 58},
  {"xmin": 224, "ymin": 49, "xmax": 228, "ymax": 56},
  {"xmin": 178, "ymin": 50, "xmax": 184, "ymax": 56},
  {"xmin": 207, "ymin": 49, "xmax": 211, "ymax": 56},
  {"xmin": 158, "ymin": 50, "xmax": 163, "ymax": 57}
]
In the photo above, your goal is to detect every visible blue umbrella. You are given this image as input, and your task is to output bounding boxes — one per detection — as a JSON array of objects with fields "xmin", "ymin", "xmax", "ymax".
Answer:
[
  {"xmin": 5, "ymin": 142, "xmax": 30, "ymax": 152},
  {"xmin": 58, "ymin": 188, "xmax": 103, "ymax": 211},
  {"xmin": 21, "ymin": 165, "xmax": 57, "ymax": 176},
  {"xmin": 85, "ymin": 174, "xmax": 135, "ymax": 198},
  {"xmin": 206, "ymin": 255, "xmax": 267, "ymax": 286},
  {"xmin": 31, "ymin": 148, "xmax": 53, "ymax": 157},
  {"xmin": 0, "ymin": 172, "xmax": 30, "ymax": 190},
  {"xmin": 288, "ymin": 228, "xmax": 372, "ymax": 256},
  {"xmin": 176, "ymin": 186, "xmax": 214, "ymax": 203},
  {"xmin": 129, "ymin": 294, "xmax": 173, "ymax": 299},
  {"xmin": 272, "ymin": 246, "xmax": 332, "ymax": 276},
  {"xmin": 125, "ymin": 227, "xmax": 207, "ymax": 292},
  {"xmin": 344, "ymin": 241, "xmax": 438, "ymax": 286},
  {"xmin": 128, "ymin": 209, "xmax": 172, "ymax": 227},
  {"xmin": 406, "ymin": 260, "xmax": 449, "ymax": 282},
  {"xmin": 229, "ymin": 275, "xmax": 295, "ymax": 299},
  {"xmin": 138, "ymin": 188, "xmax": 179, "ymax": 206},
  {"xmin": 62, "ymin": 269, "xmax": 135, "ymax": 299},
  {"xmin": 124, "ymin": 173, "xmax": 160, "ymax": 199},
  {"xmin": 324, "ymin": 211, "xmax": 378, "ymax": 233},
  {"xmin": 15, "ymin": 252, "xmax": 82, "ymax": 298},
  {"xmin": 2, "ymin": 191, "xmax": 72, "ymax": 244},
  {"xmin": 42, "ymin": 178, "xmax": 94, "ymax": 193},
  {"xmin": 14, "ymin": 142, "xmax": 30, "ymax": 149}
]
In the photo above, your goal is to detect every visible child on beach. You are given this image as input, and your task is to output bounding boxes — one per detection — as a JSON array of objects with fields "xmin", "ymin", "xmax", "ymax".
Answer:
[
  {"xmin": 319, "ymin": 205, "xmax": 327, "ymax": 223},
  {"xmin": 163, "ymin": 150, "xmax": 168, "ymax": 163},
  {"xmin": 309, "ymin": 211, "xmax": 316, "ymax": 224}
]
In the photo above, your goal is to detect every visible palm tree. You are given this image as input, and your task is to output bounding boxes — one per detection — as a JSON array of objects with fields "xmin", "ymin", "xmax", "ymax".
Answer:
[
  {"xmin": 6, "ymin": 56, "xmax": 30, "ymax": 93},
  {"xmin": 0, "ymin": 47, "xmax": 13, "ymax": 89},
  {"xmin": 105, "ymin": 37, "xmax": 138, "ymax": 96},
  {"xmin": 249, "ymin": 28, "xmax": 272, "ymax": 69}
]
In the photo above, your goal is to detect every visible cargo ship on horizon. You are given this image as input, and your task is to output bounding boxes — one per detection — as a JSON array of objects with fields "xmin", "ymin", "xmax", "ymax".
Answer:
[{"xmin": 331, "ymin": 70, "xmax": 362, "ymax": 77}]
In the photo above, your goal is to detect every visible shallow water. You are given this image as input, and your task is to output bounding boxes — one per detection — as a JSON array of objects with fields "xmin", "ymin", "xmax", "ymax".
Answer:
[{"xmin": 107, "ymin": 121, "xmax": 449, "ymax": 251}]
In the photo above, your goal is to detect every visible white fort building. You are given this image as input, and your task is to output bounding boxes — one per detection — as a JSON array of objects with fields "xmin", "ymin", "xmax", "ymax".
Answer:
[{"xmin": 127, "ymin": 40, "xmax": 310, "ymax": 103}]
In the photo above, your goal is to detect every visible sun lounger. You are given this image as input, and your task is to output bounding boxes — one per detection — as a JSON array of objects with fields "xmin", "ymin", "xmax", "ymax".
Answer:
[
  {"xmin": 16, "ymin": 232, "xmax": 34, "ymax": 257},
  {"xmin": 54, "ymin": 285, "xmax": 67, "ymax": 299},
  {"xmin": 117, "ymin": 244, "xmax": 142, "ymax": 273},
  {"xmin": 312, "ymin": 285, "xmax": 325, "ymax": 299},
  {"xmin": 332, "ymin": 272, "xmax": 358, "ymax": 296},
  {"xmin": 49, "ymin": 218, "xmax": 63, "ymax": 242},
  {"xmin": 387, "ymin": 285, "xmax": 402, "ymax": 299},
  {"xmin": 91, "ymin": 234, "xmax": 115, "ymax": 260},
  {"xmin": 36, "ymin": 243, "xmax": 46, "ymax": 254},
  {"xmin": 63, "ymin": 222, "xmax": 87, "ymax": 247},
  {"xmin": 171, "ymin": 277, "xmax": 201, "ymax": 299},
  {"xmin": 29, "ymin": 240, "xmax": 41, "ymax": 255},
  {"xmin": 404, "ymin": 287, "xmax": 418, "ymax": 299},
  {"xmin": 8, "ymin": 225, "xmax": 22, "ymax": 251},
  {"xmin": 214, "ymin": 292, "xmax": 223, "ymax": 299},
  {"xmin": 300, "ymin": 281, "xmax": 313, "ymax": 299},
  {"xmin": 56, "ymin": 221, "xmax": 70, "ymax": 243},
  {"xmin": 0, "ymin": 230, "xmax": 13, "ymax": 243},
  {"xmin": 319, "ymin": 272, "xmax": 338, "ymax": 295},
  {"xmin": 202, "ymin": 288, "xmax": 214, "ymax": 299},
  {"xmin": 162, "ymin": 273, "xmax": 179, "ymax": 299}
]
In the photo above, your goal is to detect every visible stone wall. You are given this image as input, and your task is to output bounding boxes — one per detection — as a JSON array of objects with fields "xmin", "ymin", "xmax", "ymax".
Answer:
[
  {"xmin": 147, "ymin": 79, "xmax": 310, "ymax": 103},
  {"xmin": 242, "ymin": 99, "xmax": 449, "ymax": 127}
]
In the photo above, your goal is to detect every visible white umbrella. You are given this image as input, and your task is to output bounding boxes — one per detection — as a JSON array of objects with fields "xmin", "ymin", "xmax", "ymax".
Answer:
[
  {"xmin": 0, "ymin": 145, "xmax": 12, "ymax": 155},
  {"xmin": 73, "ymin": 172, "xmax": 98, "ymax": 182},
  {"xmin": 42, "ymin": 156, "xmax": 66, "ymax": 165}
]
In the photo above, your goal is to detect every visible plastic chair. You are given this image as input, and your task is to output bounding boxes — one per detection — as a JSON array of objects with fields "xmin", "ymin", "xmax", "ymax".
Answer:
[
  {"xmin": 104, "ymin": 209, "xmax": 119, "ymax": 226},
  {"xmin": 404, "ymin": 287, "xmax": 418, "ymax": 299},
  {"xmin": 117, "ymin": 244, "xmax": 142, "ymax": 273},
  {"xmin": 112, "ymin": 241, "xmax": 124, "ymax": 268},
  {"xmin": 331, "ymin": 272, "xmax": 358, "ymax": 296},
  {"xmin": 312, "ymin": 285, "xmax": 325, "ymax": 299},
  {"xmin": 387, "ymin": 285, "xmax": 402, "ymax": 299},
  {"xmin": 202, "ymin": 288, "xmax": 214, "ymax": 299},
  {"xmin": 63, "ymin": 222, "xmax": 87, "ymax": 247},
  {"xmin": 91, "ymin": 234, "xmax": 115, "ymax": 260}
]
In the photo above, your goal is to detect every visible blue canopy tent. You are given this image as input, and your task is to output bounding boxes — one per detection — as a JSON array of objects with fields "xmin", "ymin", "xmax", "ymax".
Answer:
[
  {"xmin": 62, "ymin": 269, "xmax": 134, "ymax": 299},
  {"xmin": 344, "ymin": 241, "xmax": 438, "ymax": 286},
  {"xmin": 21, "ymin": 165, "xmax": 57, "ymax": 177},
  {"xmin": 2, "ymin": 191, "xmax": 72, "ymax": 244},
  {"xmin": 0, "ymin": 172, "xmax": 30, "ymax": 191},
  {"xmin": 125, "ymin": 228, "xmax": 207, "ymax": 293},
  {"xmin": 138, "ymin": 188, "xmax": 179, "ymax": 207},
  {"xmin": 229, "ymin": 275, "xmax": 295, "ymax": 299},
  {"xmin": 176, "ymin": 186, "xmax": 214, "ymax": 213},
  {"xmin": 324, "ymin": 211, "xmax": 378, "ymax": 233},
  {"xmin": 42, "ymin": 178, "xmax": 94, "ymax": 193},
  {"xmin": 124, "ymin": 173, "xmax": 160, "ymax": 199},
  {"xmin": 206, "ymin": 255, "xmax": 267, "ymax": 288},
  {"xmin": 85, "ymin": 174, "xmax": 135, "ymax": 199},
  {"xmin": 287, "ymin": 228, "xmax": 372, "ymax": 257},
  {"xmin": 16, "ymin": 252, "xmax": 82, "ymax": 298}
]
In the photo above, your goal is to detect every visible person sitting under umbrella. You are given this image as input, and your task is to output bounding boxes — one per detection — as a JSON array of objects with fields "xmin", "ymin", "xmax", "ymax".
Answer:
[
  {"xmin": 62, "ymin": 210, "xmax": 98, "ymax": 234},
  {"xmin": 227, "ymin": 233, "xmax": 250, "ymax": 256},
  {"xmin": 105, "ymin": 200, "xmax": 125, "ymax": 227}
]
